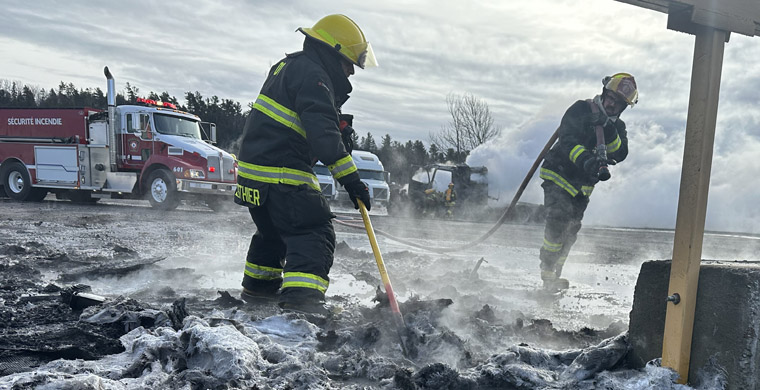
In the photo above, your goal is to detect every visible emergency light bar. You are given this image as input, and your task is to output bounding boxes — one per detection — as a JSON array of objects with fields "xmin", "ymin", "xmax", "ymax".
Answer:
[{"xmin": 136, "ymin": 97, "xmax": 178, "ymax": 110}]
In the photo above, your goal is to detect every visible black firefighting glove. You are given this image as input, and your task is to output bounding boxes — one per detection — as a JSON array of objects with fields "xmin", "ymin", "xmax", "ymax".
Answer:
[
  {"xmin": 583, "ymin": 157, "xmax": 601, "ymax": 179},
  {"xmin": 339, "ymin": 114, "xmax": 355, "ymax": 154},
  {"xmin": 344, "ymin": 179, "xmax": 371, "ymax": 211}
]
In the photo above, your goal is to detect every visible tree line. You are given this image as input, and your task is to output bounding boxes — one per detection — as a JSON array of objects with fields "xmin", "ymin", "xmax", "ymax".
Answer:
[{"xmin": 1, "ymin": 80, "xmax": 501, "ymax": 185}]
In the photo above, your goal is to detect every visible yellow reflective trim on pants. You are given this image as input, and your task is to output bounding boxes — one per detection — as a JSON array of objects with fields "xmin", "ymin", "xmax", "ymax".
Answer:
[
  {"xmin": 570, "ymin": 145, "xmax": 586, "ymax": 164},
  {"xmin": 607, "ymin": 135, "xmax": 621, "ymax": 153},
  {"xmin": 539, "ymin": 167, "xmax": 579, "ymax": 197},
  {"xmin": 244, "ymin": 263, "xmax": 283, "ymax": 281},
  {"xmin": 581, "ymin": 185, "xmax": 594, "ymax": 197},
  {"xmin": 282, "ymin": 272, "xmax": 329, "ymax": 293},
  {"xmin": 253, "ymin": 94, "xmax": 306, "ymax": 138},
  {"xmin": 238, "ymin": 161, "xmax": 320, "ymax": 191},
  {"xmin": 328, "ymin": 155, "xmax": 358, "ymax": 179},
  {"xmin": 542, "ymin": 237, "xmax": 562, "ymax": 252}
]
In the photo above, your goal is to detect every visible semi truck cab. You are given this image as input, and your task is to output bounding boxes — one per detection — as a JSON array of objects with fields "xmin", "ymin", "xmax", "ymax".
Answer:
[
  {"xmin": 314, "ymin": 162, "xmax": 337, "ymax": 201},
  {"xmin": 111, "ymin": 99, "xmax": 237, "ymax": 209},
  {"xmin": 337, "ymin": 150, "xmax": 390, "ymax": 207}
]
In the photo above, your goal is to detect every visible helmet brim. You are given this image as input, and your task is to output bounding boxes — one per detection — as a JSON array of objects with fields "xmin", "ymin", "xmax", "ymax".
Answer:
[{"xmin": 299, "ymin": 27, "xmax": 377, "ymax": 69}]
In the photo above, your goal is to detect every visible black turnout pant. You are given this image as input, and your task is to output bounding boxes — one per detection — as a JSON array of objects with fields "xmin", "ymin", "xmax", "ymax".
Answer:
[
  {"xmin": 242, "ymin": 184, "xmax": 335, "ymax": 304},
  {"xmin": 539, "ymin": 181, "xmax": 589, "ymax": 278}
]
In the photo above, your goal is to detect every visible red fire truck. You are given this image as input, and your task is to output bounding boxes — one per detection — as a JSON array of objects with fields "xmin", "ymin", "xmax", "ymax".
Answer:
[{"xmin": 0, "ymin": 67, "xmax": 237, "ymax": 210}]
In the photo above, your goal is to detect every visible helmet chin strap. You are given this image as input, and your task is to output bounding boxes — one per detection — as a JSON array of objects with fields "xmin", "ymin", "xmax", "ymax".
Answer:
[{"xmin": 594, "ymin": 94, "xmax": 618, "ymax": 125}]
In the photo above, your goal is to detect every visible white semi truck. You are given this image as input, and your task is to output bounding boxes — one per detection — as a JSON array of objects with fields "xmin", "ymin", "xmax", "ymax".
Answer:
[
  {"xmin": 336, "ymin": 150, "xmax": 390, "ymax": 207},
  {"xmin": 313, "ymin": 162, "xmax": 337, "ymax": 201}
]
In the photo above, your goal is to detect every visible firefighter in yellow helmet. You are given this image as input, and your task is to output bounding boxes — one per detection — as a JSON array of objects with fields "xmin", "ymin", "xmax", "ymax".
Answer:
[
  {"xmin": 444, "ymin": 182, "xmax": 457, "ymax": 218},
  {"xmin": 235, "ymin": 15, "xmax": 376, "ymax": 315},
  {"xmin": 538, "ymin": 73, "xmax": 637, "ymax": 291}
]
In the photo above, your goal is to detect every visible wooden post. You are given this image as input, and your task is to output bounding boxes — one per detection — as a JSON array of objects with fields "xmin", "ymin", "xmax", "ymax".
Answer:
[{"xmin": 661, "ymin": 25, "xmax": 727, "ymax": 383}]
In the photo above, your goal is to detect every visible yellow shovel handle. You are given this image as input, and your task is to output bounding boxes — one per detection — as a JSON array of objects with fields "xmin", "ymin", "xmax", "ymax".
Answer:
[{"xmin": 358, "ymin": 200, "xmax": 403, "ymax": 317}]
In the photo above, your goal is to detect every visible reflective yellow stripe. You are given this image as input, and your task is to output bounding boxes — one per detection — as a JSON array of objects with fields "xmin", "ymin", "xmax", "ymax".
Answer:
[
  {"xmin": 581, "ymin": 185, "xmax": 594, "ymax": 197},
  {"xmin": 556, "ymin": 256, "xmax": 568, "ymax": 267},
  {"xmin": 282, "ymin": 272, "xmax": 329, "ymax": 293},
  {"xmin": 539, "ymin": 167, "xmax": 579, "ymax": 197},
  {"xmin": 253, "ymin": 94, "xmax": 306, "ymax": 138},
  {"xmin": 569, "ymin": 145, "xmax": 586, "ymax": 164},
  {"xmin": 238, "ymin": 161, "xmax": 320, "ymax": 191},
  {"xmin": 606, "ymin": 135, "xmax": 621, "ymax": 153},
  {"xmin": 244, "ymin": 263, "xmax": 283, "ymax": 281},
  {"xmin": 273, "ymin": 61, "xmax": 286, "ymax": 76},
  {"xmin": 542, "ymin": 237, "xmax": 562, "ymax": 253},
  {"xmin": 328, "ymin": 155, "xmax": 358, "ymax": 179}
]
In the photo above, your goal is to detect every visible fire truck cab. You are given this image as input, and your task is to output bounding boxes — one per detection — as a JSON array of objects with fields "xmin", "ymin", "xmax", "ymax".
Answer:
[{"xmin": 0, "ymin": 67, "xmax": 237, "ymax": 210}]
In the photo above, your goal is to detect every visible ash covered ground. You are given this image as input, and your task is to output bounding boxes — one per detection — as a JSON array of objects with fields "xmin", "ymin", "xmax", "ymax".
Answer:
[{"xmin": 1, "ymin": 197, "xmax": 756, "ymax": 389}]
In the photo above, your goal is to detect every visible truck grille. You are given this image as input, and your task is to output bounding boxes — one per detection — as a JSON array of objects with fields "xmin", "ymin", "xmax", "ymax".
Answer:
[
  {"xmin": 373, "ymin": 188, "xmax": 388, "ymax": 201},
  {"xmin": 222, "ymin": 155, "xmax": 235, "ymax": 181},
  {"xmin": 207, "ymin": 155, "xmax": 221, "ymax": 180},
  {"xmin": 206, "ymin": 155, "xmax": 235, "ymax": 182}
]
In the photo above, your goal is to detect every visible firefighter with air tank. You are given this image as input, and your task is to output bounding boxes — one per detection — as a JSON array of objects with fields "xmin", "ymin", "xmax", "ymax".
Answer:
[{"xmin": 538, "ymin": 73, "xmax": 638, "ymax": 291}]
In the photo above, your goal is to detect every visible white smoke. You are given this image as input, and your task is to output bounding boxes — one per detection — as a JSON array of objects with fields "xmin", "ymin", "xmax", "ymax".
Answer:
[{"xmin": 468, "ymin": 113, "xmax": 760, "ymax": 234}]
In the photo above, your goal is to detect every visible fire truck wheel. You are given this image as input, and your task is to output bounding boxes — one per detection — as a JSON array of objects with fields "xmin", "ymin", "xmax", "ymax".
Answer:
[
  {"xmin": 2, "ymin": 161, "xmax": 47, "ymax": 202},
  {"xmin": 147, "ymin": 169, "xmax": 180, "ymax": 210}
]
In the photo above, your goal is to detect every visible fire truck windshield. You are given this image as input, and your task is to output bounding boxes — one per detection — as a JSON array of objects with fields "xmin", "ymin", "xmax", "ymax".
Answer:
[{"xmin": 153, "ymin": 113, "xmax": 202, "ymax": 139}]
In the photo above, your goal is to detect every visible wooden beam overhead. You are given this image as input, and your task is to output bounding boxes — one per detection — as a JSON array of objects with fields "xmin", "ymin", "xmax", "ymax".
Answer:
[{"xmin": 615, "ymin": 0, "xmax": 760, "ymax": 36}]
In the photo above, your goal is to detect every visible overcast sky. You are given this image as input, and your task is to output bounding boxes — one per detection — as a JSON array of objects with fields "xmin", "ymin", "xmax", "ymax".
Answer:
[{"xmin": 1, "ymin": 0, "xmax": 759, "ymax": 235}]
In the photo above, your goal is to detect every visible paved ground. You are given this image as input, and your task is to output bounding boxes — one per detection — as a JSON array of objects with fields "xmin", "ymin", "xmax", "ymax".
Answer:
[{"xmin": 1, "ymin": 195, "xmax": 756, "ymax": 388}]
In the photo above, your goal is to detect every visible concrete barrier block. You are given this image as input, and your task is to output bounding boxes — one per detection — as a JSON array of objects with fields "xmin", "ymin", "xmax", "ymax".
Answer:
[{"xmin": 628, "ymin": 260, "xmax": 760, "ymax": 389}]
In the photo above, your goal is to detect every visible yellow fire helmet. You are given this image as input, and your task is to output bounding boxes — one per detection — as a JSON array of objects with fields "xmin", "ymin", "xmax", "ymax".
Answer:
[
  {"xmin": 298, "ymin": 14, "xmax": 378, "ymax": 69},
  {"xmin": 603, "ymin": 73, "xmax": 638, "ymax": 107}
]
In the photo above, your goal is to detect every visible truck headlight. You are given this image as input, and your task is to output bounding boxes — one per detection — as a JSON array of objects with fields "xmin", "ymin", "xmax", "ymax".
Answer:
[{"xmin": 186, "ymin": 169, "xmax": 205, "ymax": 179}]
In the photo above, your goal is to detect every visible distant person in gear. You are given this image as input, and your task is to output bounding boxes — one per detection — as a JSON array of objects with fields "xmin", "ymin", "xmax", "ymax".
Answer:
[
  {"xmin": 234, "ymin": 14, "xmax": 375, "ymax": 315},
  {"xmin": 537, "ymin": 73, "xmax": 638, "ymax": 291},
  {"xmin": 444, "ymin": 182, "xmax": 456, "ymax": 218}
]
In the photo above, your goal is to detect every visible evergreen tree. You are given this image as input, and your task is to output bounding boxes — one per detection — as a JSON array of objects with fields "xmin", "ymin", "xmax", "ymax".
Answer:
[
  {"xmin": 360, "ymin": 132, "xmax": 377, "ymax": 153},
  {"xmin": 20, "ymin": 86, "xmax": 36, "ymax": 107},
  {"xmin": 412, "ymin": 140, "xmax": 427, "ymax": 167},
  {"xmin": 377, "ymin": 134, "xmax": 393, "ymax": 163},
  {"xmin": 124, "ymin": 82, "xmax": 139, "ymax": 102},
  {"xmin": 428, "ymin": 143, "xmax": 441, "ymax": 163}
]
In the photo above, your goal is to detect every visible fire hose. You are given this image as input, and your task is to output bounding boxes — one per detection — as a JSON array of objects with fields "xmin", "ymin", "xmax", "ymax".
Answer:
[{"xmin": 334, "ymin": 127, "xmax": 560, "ymax": 254}]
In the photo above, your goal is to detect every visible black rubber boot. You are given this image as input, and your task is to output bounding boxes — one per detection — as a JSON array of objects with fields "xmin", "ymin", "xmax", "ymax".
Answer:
[
  {"xmin": 278, "ymin": 301, "xmax": 331, "ymax": 316},
  {"xmin": 542, "ymin": 277, "xmax": 570, "ymax": 292},
  {"xmin": 241, "ymin": 287, "xmax": 279, "ymax": 304}
]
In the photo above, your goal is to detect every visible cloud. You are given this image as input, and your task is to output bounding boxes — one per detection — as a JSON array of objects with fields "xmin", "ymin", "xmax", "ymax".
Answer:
[{"xmin": 2, "ymin": 0, "xmax": 759, "ymax": 233}]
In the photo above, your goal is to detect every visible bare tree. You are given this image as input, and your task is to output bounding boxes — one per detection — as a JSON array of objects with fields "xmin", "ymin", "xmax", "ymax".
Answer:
[{"xmin": 430, "ymin": 92, "xmax": 502, "ymax": 162}]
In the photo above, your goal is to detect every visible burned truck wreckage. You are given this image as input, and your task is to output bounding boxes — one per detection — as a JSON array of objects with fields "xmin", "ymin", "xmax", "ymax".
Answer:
[{"xmin": 389, "ymin": 164, "xmax": 545, "ymax": 223}]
